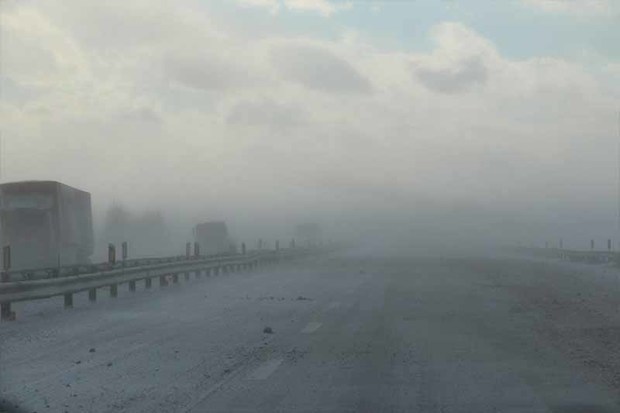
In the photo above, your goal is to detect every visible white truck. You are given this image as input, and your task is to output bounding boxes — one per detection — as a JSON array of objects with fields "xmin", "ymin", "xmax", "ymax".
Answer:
[{"xmin": 0, "ymin": 181, "xmax": 94, "ymax": 269}]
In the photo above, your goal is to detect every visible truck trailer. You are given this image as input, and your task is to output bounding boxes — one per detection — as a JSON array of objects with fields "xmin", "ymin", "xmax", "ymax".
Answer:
[
  {"xmin": 193, "ymin": 221, "xmax": 231, "ymax": 256},
  {"xmin": 0, "ymin": 181, "xmax": 94, "ymax": 270}
]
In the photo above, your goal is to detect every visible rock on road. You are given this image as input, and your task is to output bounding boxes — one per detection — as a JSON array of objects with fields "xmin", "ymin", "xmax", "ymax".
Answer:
[{"xmin": 2, "ymin": 251, "xmax": 620, "ymax": 412}]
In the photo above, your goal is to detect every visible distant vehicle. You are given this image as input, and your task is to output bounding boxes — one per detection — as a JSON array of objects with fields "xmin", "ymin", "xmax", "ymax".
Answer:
[
  {"xmin": 295, "ymin": 223, "xmax": 322, "ymax": 247},
  {"xmin": 193, "ymin": 221, "xmax": 232, "ymax": 256},
  {"xmin": 0, "ymin": 181, "xmax": 94, "ymax": 269}
]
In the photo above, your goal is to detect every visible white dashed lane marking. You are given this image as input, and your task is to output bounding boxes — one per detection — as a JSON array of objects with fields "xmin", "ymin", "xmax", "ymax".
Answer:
[
  {"xmin": 301, "ymin": 322, "xmax": 322, "ymax": 334},
  {"xmin": 247, "ymin": 358, "xmax": 283, "ymax": 380}
]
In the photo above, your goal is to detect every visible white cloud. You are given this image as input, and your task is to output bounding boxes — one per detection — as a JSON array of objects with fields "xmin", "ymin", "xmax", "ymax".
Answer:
[
  {"xmin": 236, "ymin": 0, "xmax": 352, "ymax": 16},
  {"xmin": 270, "ymin": 41, "xmax": 372, "ymax": 94},
  {"xmin": 283, "ymin": 0, "xmax": 352, "ymax": 16},
  {"xmin": 0, "ymin": 0, "xmax": 618, "ymax": 237},
  {"xmin": 521, "ymin": 0, "xmax": 613, "ymax": 15},
  {"xmin": 237, "ymin": 0, "xmax": 280, "ymax": 14}
]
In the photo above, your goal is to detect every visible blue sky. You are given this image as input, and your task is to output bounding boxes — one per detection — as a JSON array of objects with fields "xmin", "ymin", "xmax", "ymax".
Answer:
[{"xmin": 211, "ymin": 0, "xmax": 619, "ymax": 61}]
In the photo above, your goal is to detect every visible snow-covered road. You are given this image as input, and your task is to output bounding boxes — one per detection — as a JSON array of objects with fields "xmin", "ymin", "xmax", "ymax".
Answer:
[{"xmin": 2, "ymin": 253, "xmax": 620, "ymax": 412}]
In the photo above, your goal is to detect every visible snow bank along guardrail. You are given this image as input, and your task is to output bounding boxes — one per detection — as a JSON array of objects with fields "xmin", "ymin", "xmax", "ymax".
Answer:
[
  {"xmin": 0, "ymin": 248, "xmax": 320, "ymax": 321},
  {"xmin": 514, "ymin": 247, "xmax": 619, "ymax": 264}
]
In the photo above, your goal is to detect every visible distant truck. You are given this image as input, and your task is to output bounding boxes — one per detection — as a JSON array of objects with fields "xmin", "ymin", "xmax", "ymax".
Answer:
[
  {"xmin": 193, "ymin": 221, "xmax": 232, "ymax": 256},
  {"xmin": 0, "ymin": 181, "xmax": 94, "ymax": 270}
]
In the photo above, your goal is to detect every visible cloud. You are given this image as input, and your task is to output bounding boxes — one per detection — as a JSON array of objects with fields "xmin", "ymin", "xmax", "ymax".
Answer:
[
  {"xmin": 409, "ymin": 23, "xmax": 494, "ymax": 93},
  {"xmin": 237, "ymin": 0, "xmax": 352, "ymax": 16},
  {"xmin": 0, "ymin": 0, "xmax": 618, "ymax": 242},
  {"xmin": 121, "ymin": 107, "xmax": 162, "ymax": 124},
  {"xmin": 521, "ymin": 0, "xmax": 613, "ymax": 15},
  {"xmin": 163, "ymin": 53, "xmax": 260, "ymax": 92},
  {"xmin": 226, "ymin": 99, "xmax": 305, "ymax": 129},
  {"xmin": 283, "ymin": 0, "xmax": 352, "ymax": 16},
  {"xmin": 237, "ymin": 0, "xmax": 280, "ymax": 14},
  {"xmin": 415, "ymin": 57, "xmax": 488, "ymax": 93},
  {"xmin": 270, "ymin": 42, "xmax": 372, "ymax": 94}
]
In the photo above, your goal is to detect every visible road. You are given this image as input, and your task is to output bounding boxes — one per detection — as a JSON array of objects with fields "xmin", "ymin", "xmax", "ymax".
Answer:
[{"xmin": 2, "ymin": 250, "xmax": 620, "ymax": 412}]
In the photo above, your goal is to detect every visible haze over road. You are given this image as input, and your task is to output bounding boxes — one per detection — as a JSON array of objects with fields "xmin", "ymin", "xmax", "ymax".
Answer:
[{"xmin": 2, "ymin": 251, "xmax": 620, "ymax": 412}]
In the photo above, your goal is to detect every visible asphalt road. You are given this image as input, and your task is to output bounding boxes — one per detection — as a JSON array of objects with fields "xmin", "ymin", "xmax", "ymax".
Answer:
[{"xmin": 2, "ymin": 251, "xmax": 620, "ymax": 412}]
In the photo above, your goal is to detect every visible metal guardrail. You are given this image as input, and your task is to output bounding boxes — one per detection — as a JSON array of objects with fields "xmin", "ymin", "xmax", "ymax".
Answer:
[
  {"xmin": 0, "ymin": 247, "xmax": 319, "ymax": 321},
  {"xmin": 514, "ymin": 247, "xmax": 619, "ymax": 264},
  {"xmin": 1, "ymin": 253, "xmax": 245, "ymax": 282}
]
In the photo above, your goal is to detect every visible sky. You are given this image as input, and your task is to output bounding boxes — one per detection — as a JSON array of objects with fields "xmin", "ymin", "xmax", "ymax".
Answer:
[{"xmin": 0, "ymin": 0, "xmax": 619, "ymax": 249}]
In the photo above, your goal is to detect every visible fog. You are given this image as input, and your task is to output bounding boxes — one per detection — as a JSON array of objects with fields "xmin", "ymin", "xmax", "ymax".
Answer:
[{"xmin": 1, "ymin": 0, "xmax": 619, "ymax": 259}]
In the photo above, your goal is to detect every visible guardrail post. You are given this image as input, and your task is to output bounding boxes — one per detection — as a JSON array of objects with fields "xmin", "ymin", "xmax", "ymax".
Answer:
[
  {"xmin": 172, "ymin": 273, "xmax": 179, "ymax": 284},
  {"xmin": 89, "ymin": 288, "xmax": 97, "ymax": 302},
  {"xmin": 129, "ymin": 280, "xmax": 136, "ymax": 292},
  {"xmin": 110, "ymin": 284, "xmax": 118, "ymax": 298},
  {"xmin": 160, "ymin": 275, "xmax": 168, "ymax": 287},
  {"xmin": 242, "ymin": 243, "xmax": 246, "ymax": 255},
  {"xmin": 591, "ymin": 240, "xmax": 595, "ymax": 250},
  {"xmin": 1, "ymin": 246, "xmax": 16, "ymax": 321},
  {"xmin": 194, "ymin": 242, "xmax": 200, "ymax": 258},
  {"xmin": 108, "ymin": 244, "xmax": 116, "ymax": 265},
  {"xmin": 145, "ymin": 277, "xmax": 152, "ymax": 289},
  {"xmin": 3, "ymin": 245, "xmax": 11, "ymax": 274},
  {"xmin": 122, "ymin": 242, "xmax": 128, "ymax": 265},
  {"xmin": 64, "ymin": 293, "xmax": 73, "ymax": 309}
]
